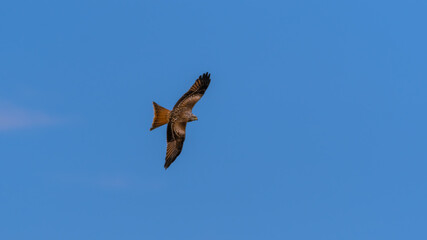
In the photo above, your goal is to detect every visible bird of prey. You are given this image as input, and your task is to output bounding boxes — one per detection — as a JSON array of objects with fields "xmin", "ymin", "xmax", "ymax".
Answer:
[{"xmin": 150, "ymin": 72, "xmax": 211, "ymax": 169}]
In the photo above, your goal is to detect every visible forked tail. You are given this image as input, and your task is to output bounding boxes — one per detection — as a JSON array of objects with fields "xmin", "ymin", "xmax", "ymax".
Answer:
[{"xmin": 150, "ymin": 102, "xmax": 171, "ymax": 131}]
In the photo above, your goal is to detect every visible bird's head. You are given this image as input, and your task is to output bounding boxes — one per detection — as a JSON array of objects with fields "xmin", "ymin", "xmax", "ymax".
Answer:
[{"xmin": 189, "ymin": 114, "xmax": 198, "ymax": 122}]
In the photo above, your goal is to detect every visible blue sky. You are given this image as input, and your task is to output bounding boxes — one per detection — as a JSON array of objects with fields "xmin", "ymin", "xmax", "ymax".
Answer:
[{"xmin": 1, "ymin": 0, "xmax": 426, "ymax": 239}]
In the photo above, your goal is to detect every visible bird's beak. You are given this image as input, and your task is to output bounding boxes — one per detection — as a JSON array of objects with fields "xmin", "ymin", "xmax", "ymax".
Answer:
[{"xmin": 194, "ymin": 116, "xmax": 198, "ymax": 121}]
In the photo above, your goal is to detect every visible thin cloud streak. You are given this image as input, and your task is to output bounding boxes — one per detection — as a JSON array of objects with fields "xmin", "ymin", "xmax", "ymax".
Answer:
[
  {"xmin": 0, "ymin": 105, "xmax": 60, "ymax": 131},
  {"xmin": 55, "ymin": 172, "xmax": 165, "ymax": 190}
]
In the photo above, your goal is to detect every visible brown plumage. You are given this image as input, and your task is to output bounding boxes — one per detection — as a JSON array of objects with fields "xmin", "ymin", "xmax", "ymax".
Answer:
[{"xmin": 150, "ymin": 72, "xmax": 211, "ymax": 169}]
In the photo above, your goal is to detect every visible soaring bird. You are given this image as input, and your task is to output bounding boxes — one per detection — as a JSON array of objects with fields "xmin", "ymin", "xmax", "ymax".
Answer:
[{"xmin": 150, "ymin": 72, "xmax": 211, "ymax": 169}]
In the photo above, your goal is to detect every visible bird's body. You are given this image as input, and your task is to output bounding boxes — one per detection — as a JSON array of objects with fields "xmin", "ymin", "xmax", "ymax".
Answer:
[{"xmin": 150, "ymin": 73, "xmax": 211, "ymax": 169}]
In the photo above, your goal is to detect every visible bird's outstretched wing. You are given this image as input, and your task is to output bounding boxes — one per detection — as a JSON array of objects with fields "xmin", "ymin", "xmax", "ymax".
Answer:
[
  {"xmin": 165, "ymin": 122, "xmax": 187, "ymax": 169},
  {"xmin": 174, "ymin": 72, "xmax": 211, "ymax": 110}
]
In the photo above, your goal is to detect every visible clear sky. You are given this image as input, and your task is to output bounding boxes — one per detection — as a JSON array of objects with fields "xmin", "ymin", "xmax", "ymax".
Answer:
[{"xmin": 1, "ymin": 0, "xmax": 426, "ymax": 239}]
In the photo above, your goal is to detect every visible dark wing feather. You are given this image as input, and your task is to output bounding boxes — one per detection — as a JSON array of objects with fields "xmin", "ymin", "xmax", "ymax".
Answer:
[
  {"xmin": 165, "ymin": 122, "xmax": 187, "ymax": 169},
  {"xmin": 174, "ymin": 72, "xmax": 211, "ymax": 110}
]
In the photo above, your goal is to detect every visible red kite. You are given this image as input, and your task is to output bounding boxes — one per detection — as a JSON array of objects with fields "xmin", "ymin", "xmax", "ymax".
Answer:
[{"xmin": 150, "ymin": 73, "xmax": 211, "ymax": 169}]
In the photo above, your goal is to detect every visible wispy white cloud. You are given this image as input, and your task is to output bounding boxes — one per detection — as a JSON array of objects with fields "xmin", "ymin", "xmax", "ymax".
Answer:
[
  {"xmin": 0, "ymin": 104, "xmax": 60, "ymax": 131},
  {"xmin": 55, "ymin": 172, "xmax": 165, "ymax": 190},
  {"xmin": 57, "ymin": 173, "xmax": 131, "ymax": 189},
  {"xmin": 94, "ymin": 175, "xmax": 131, "ymax": 188}
]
